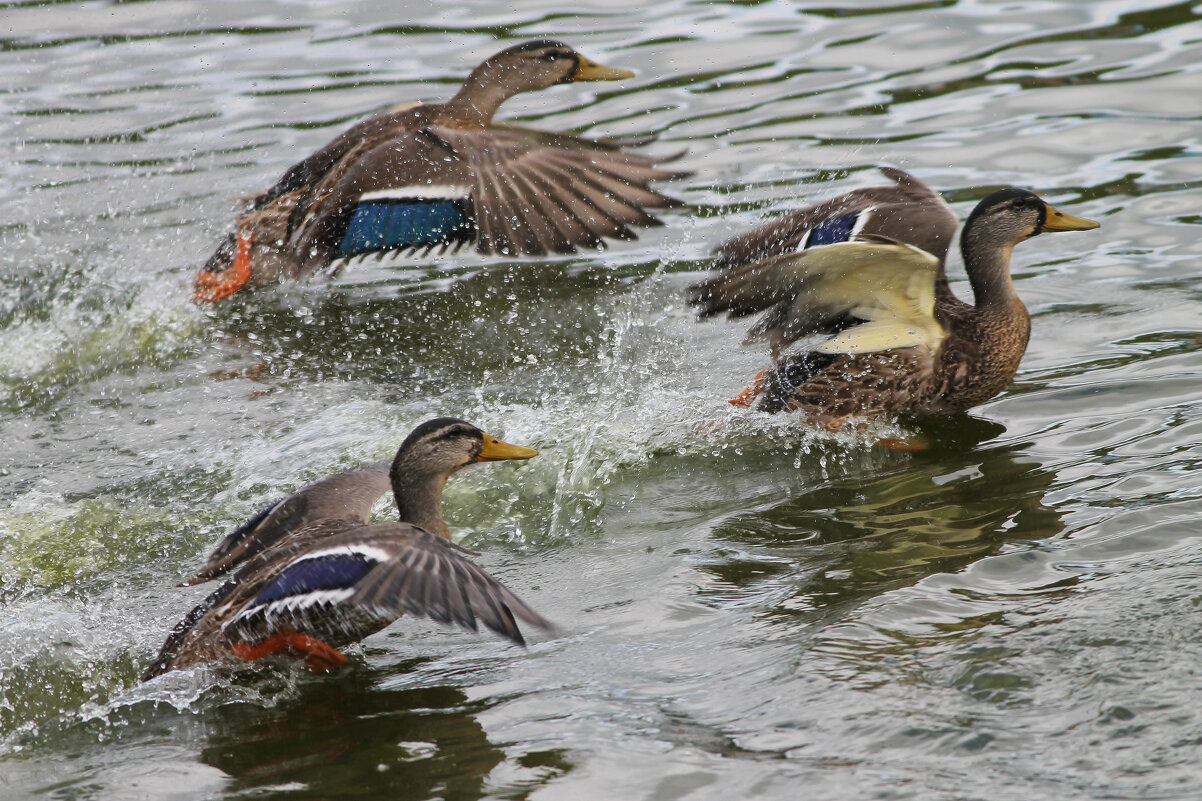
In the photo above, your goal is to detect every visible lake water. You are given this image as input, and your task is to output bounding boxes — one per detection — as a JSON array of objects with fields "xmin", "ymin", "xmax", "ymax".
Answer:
[{"xmin": 3, "ymin": 1, "xmax": 1202, "ymax": 799}]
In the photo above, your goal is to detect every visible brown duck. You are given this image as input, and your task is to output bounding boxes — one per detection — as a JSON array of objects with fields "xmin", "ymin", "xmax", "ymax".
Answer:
[
  {"xmin": 194, "ymin": 40, "xmax": 688, "ymax": 301},
  {"xmin": 142, "ymin": 418, "xmax": 549, "ymax": 679},
  {"xmin": 689, "ymin": 169, "xmax": 1099, "ymax": 424}
]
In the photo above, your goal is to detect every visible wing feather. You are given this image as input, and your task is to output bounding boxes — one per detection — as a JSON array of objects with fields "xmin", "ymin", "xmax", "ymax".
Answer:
[
  {"xmin": 182, "ymin": 463, "xmax": 391, "ymax": 586},
  {"xmin": 514, "ymin": 161, "xmax": 596, "ymax": 248},
  {"xmin": 502, "ymin": 166, "xmax": 578, "ymax": 253},
  {"xmin": 542, "ymin": 151, "xmax": 681, "ymax": 210},
  {"xmin": 497, "ymin": 167, "xmax": 572, "ymax": 254},
  {"xmin": 548, "ymin": 164, "xmax": 662, "ymax": 229},
  {"xmin": 540, "ymin": 165, "xmax": 637, "ymax": 242},
  {"xmin": 518, "ymin": 160, "xmax": 612, "ymax": 248},
  {"xmin": 221, "ymin": 524, "xmax": 550, "ymax": 648},
  {"xmin": 490, "ymin": 164, "xmax": 549, "ymax": 255},
  {"xmin": 470, "ymin": 155, "xmax": 508, "ymax": 254},
  {"xmin": 710, "ymin": 167, "xmax": 957, "ymax": 271},
  {"xmin": 691, "ymin": 241, "xmax": 946, "ymax": 356},
  {"xmin": 436, "ymin": 125, "xmax": 686, "ymax": 255}
]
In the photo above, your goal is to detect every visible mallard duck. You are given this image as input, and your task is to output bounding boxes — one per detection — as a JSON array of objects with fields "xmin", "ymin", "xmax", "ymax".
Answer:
[
  {"xmin": 142, "ymin": 418, "xmax": 549, "ymax": 679},
  {"xmin": 688, "ymin": 169, "xmax": 1099, "ymax": 423},
  {"xmin": 194, "ymin": 39, "xmax": 688, "ymax": 302}
]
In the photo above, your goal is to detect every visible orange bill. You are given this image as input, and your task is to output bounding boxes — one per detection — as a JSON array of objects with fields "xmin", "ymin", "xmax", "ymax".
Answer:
[
  {"xmin": 477, "ymin": 433, "xmax": 539, "ymax": 461},
  {"xmin": 1040, "ymin": 204, "xmax": 1099, "ymax": 233},
  {"xmin": 572, "ymin": 57, "xmax": 634, "ymax": 82}
]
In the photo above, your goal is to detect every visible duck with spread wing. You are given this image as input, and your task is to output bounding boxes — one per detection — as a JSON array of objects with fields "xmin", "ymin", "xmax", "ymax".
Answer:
[
  {"xmin": 689, "ymin": 168, "xmax": 1099, "ymax": 424},
  {"xmin": 143, "ymin": 418, "xmax": 549, "ymax": 678},
  {"xmin": 194, "ymin": 40, "xmax": 688, "ymax": 301}
]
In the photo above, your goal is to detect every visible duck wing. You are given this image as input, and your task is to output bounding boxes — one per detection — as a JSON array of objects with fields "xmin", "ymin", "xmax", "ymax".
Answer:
[
  {"xmin": 141, "ymin": 577, "xmax": 240, "ymax": 681},
  {"xmin": 690, "ymin": 239, "xmax": 947, "ymax": 357},
  {"xmin": 297, "ymin": 123, "xmax": 687, "ymax": 261},
  {"xmin": 446, "ymin": 124, "xmax": 687, "ymax": 256},
  {"xmin": 710, "ymin": 167, "xmax": 957, "ymax": 270},
  {"xmin": 244, "ymin": 105, "xmax": 423, "ymax": 213},
  {"xmin": 222, "ymin": 523, "xmax": 551, "ymax": 648},
  {"xmin": 181, "ymin": 463, "xmax": 392, "ymax": 587},
  {"xmin": 693, "ymin": 168, "xmax": 957, "ymax": 355}
]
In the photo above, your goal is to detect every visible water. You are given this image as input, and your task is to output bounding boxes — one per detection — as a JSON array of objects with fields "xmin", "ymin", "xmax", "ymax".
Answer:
[{"xmin": 3, "ymin": 0, "xmax": 1202, "ymax": 798}]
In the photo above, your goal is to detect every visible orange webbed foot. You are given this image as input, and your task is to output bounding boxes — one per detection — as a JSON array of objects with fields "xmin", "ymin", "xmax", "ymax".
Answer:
[
  {"xmin": 193, "ymin": 231, "xmax": 253, "ymax": 303},
  {"xmin": 729, "ymin": 368, "xmax": 770, "ymax": 407},
  {"xmin": 232, "ymin": 631, "xmax": 349, "ymax": 673}
]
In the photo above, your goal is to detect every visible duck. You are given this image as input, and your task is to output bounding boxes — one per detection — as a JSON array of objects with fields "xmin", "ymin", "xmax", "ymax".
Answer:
[
  {"xmin": 193, "ymin": 39, "xmax": 688, "ymax": 302},
  {"xmin": 141, "ymin": 418, "xmax": 549, "ymax": 679},
  {"xmin": 688, "ymin": 168, "xmax": 1099, "ymax": 423}
]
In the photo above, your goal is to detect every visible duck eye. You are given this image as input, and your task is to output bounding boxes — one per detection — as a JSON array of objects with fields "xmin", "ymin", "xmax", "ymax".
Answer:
[
  {"xmin": 539, "ymin": 51, "xmax": 561, "ymax": 62},
  {"xmin": 1012, "ymin": 198, "xmax": 1027, "ymax": 209}
]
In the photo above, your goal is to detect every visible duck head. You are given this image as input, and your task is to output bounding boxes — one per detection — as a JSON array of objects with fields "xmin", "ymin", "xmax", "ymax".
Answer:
[
  {"xmin": 390, "ymin": 417, "xmax": 538, "ymax": 538},
  {"xmin": 961, "ymin": 187, "xmax": 1099, "ymax": 306},
  {"xmin": 447, "ymin": 40, "xmax": 633, "ymax": 125}
]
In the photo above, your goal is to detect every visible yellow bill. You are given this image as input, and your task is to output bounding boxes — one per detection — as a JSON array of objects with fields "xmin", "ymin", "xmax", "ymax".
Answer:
[
  {"xmin": 477, "ymin": 433, "xmax": 539, "ymax": 461},
  {"xmin": 572, "ymin": 57, "xmax": 634, "ymax": 82},
  {"xmin": 1041, "ymin": 204, "xmax": 1100, "ymax": 232}
]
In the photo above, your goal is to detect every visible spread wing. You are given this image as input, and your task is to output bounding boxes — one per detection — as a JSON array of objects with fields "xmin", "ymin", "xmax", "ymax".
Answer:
[
  {"xmin": 710, "ymin": 167, "xmax": 957, "ymax": 270},
  {"xmin": 297, "ymin": 124, "xmax": 687, "ymax": 261},
  {"xmin": 222, "ymin": 523, "xmax": 552, "ymax": 647},
  {"xmin": 181, "ymin": 463, "xmax": 392, "ymax": 586},
  {"xmin": 689, "ymin": 240, "xmax": 946, "ymax": 357},
  {"xmin": 694, "ymin": 169, "xmax": 957, "ymax": 356},
  {"xmin": 449, "ymin": 125, "xmax": 686, "ymax": 255}
]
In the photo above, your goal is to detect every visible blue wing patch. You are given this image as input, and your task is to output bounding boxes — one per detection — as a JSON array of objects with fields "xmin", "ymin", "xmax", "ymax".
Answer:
[
  {"xmin": 337, "ymin": 198, "xmax": 474, "ymax": 257},
  {"xmin": 801, "ymin": 211, "xmax": 861, "ymax": 250},
  {"xmin": 254, "ymin": 553, "xmax": 377, "ymax": 605}
]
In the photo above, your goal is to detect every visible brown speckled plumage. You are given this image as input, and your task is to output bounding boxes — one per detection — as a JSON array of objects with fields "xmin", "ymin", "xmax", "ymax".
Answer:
[{"xmin": 773, "ymin": 298, "xmax": 1030, "ymax": 422}]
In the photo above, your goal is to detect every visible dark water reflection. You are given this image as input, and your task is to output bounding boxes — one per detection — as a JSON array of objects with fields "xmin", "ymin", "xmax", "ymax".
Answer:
[
  {"xmin": 7, "ymin": 666, "xmax": 550, "ymax": 800},
  {"xmin": 199, "ymin": 671, "xmax": 511, "ymax": 800},
  {"xmin": 699, "ymin": 419, "xmax": 1062, "ymax": 621}
]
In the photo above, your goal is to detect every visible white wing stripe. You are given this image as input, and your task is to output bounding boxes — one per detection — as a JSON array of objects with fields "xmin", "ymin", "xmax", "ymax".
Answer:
[
  {"xmin": 290, "ymin": 544, "xmax": 391, "ymax": 565},
  {"xmin": 221, "ymin": 544, "xmax": 390, "ymax": 631},
  {"xmin": 850, "ymin": 207, "xmax": 874, "ymax": 238},
  {"xmin": 358, "ymin": 185, "xmax": 470, "ymax": 202},
  {"xmin": 225, "ymin": 588, "xmax": 357, "ymax": 630},
  {"xmin": 794, "ymin": 227, "xmax": 812, "ymax": 252}
]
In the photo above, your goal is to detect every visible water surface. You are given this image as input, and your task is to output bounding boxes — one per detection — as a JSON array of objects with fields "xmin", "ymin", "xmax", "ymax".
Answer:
[{"xmin": 3, "ymin": 1, "xmax": 1202, "ymax": 799}]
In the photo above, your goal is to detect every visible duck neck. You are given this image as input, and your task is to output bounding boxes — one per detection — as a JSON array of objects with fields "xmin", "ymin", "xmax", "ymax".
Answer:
[
  {"xmin": 963, "ymin": 229, "xmax": 1020, "ymax": 310},
  {"xmin": 390, "ymin": 461, "xmax": 452, "ymax": 539},
  {"xmin": 442, "ymin": 64, "xmax": 520, "ymax": 127}
]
